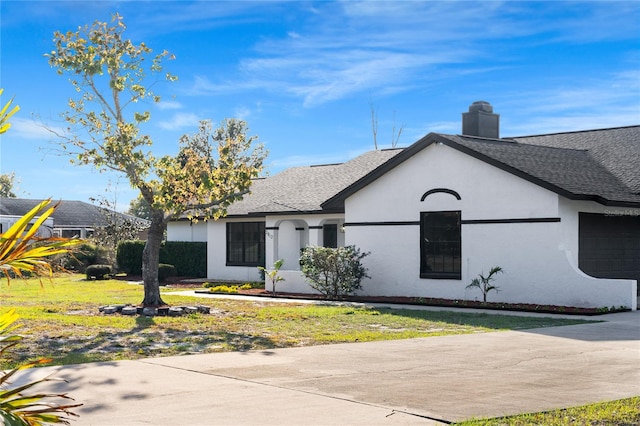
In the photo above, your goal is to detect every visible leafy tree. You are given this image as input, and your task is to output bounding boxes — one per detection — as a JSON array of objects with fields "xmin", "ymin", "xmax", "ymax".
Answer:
[
  {"xmin": 47, "ymin": 14, "xmax": 265, "ymax": 306},
  {"xmin": 0, "ymin": 172, "xmax": 17, "ymax": 198},
  {"xmin": 127, "ymin": 195, "xmax": 152, "ymax": 220},
  {"xmin": 466, "ymin": 266, "xmax": 504, "ymax": 302},
  {"xmin": 90, "ymin": 194, "xmax": 148, "ymax": 268},
  {"xmin": 300, "ymin": 246, "xmax": 370, "ymax": 299}
]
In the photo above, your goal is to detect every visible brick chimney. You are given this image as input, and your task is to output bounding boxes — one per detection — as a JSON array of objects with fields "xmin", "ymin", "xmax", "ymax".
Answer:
[{"xmin": 462, "ymin": 101, "xmax": 499, "ymax": 139}]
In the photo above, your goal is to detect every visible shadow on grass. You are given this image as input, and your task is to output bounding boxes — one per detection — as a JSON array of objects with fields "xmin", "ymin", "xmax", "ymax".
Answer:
[{"xmin": 367, "ymin": 306, "xmax": 594, "ymax": 331}]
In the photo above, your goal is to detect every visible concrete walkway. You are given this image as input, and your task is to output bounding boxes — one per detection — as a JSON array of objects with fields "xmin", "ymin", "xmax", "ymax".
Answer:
[{"xmin": 17, "ymin": 301, "xmax": 640, "ymax": 425}]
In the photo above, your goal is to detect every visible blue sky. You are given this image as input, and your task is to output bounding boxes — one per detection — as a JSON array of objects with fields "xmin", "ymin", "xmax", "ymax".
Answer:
[{"xmin": 1, "ymin": 1, "xmax": 639, "ymax": 211}]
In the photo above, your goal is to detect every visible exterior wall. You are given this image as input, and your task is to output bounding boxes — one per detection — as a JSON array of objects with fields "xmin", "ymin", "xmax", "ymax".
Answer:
[
  {"xmin": 166, "ymin": 221, "xmax": 207, "ymax": 242},
  {"xmin": 264, "ymin": 214, "xmax": 344, "ymax": 293},
  {"xmin": 344, "ymin": 143, "xmax": 636, "ymax": 310},
  {"xmin": 206, "ymin": 219, "xmax": 264, "ymax": 282},
  {"xmin": 202, "ymin": 213, "xmax": 344, "ymax": 291}
]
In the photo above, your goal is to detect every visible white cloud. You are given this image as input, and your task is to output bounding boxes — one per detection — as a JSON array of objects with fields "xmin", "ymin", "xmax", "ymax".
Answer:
[
  {"xmin": 158, "ymin": 112, "xmax": 201, "ymax": 130},
  {"xmin": 156, "ymin": 100, "xmax": 183, "ymax": 111},
  {"xmin": 9, "ymin": 118, "xmax": 65, "ymax": 140},
  {"xmin": 233, "ymin": 106, "xmax": 252, "ymax": 120}
]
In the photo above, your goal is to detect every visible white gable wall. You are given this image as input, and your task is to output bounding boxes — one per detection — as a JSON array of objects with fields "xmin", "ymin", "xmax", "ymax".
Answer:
[{"xmin": 344, "ymin": 143, "xmax": 636, "ymax": 309}]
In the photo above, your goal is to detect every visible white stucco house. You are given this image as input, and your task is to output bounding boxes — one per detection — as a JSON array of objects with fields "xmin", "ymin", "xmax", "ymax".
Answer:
[{"xmin": 168, "ymin": 101, "xmax": 639, "ymax": 310}]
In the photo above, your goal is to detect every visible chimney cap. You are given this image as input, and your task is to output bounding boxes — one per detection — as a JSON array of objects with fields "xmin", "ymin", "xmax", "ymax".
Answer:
[{"xmin": 468, "ymin": 100, "xmax": 493, "ymax": 113}]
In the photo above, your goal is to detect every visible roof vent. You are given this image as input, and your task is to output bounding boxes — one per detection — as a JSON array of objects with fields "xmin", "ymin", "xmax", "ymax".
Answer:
[{"xmin": 462, "ymin": 101, "xmax": 499, "ymax": 139}]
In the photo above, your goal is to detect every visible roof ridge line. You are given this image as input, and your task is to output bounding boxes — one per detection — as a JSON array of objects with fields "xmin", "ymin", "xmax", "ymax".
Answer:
[{"xmin": 510, "ymin": 124, "xmax": 640, "ymax": 139}]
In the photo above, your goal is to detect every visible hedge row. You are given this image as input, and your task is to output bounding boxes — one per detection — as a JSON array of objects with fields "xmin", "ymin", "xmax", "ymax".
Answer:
[{"xmin": 116, "ymin": 241, "xmax": 207, "ymax": 277}]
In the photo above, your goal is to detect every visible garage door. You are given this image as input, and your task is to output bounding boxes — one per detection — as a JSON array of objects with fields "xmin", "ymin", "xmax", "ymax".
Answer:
[{"xmin": 579, "ymin": 213, "xmax": 640, "ymax": 295}]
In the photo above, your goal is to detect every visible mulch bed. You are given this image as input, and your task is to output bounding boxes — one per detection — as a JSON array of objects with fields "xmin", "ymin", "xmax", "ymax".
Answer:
[{"xmin": 116, "ymin": 276, "xmax": 628, "ymax": 316}]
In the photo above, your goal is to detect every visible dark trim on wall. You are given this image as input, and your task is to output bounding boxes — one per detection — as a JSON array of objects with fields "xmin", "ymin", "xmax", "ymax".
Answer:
[
  {"xmin": 461, "ymin": 217, "xmax": 561, "ymax": 224},
  {"xmin": 295, "ymin": 227, "xmax": 305, "ymax": 231},
  {"xmin": 308, "ymin": 225, "xmax": 323, "ymax": 230},
  {"xmin": 344, "ymin": 221, "xmax": 420, "ymax": 227},
  {"xmin": 344, "ymin": 217, "xmax": 561, "ymax": 227},
  {"xmin": 265, "ymin": 226, "xmax": 279, "ymax": 231},
  {"xmin": 420, "ymin": 188, "xmax": 461, "ymax": 201}
]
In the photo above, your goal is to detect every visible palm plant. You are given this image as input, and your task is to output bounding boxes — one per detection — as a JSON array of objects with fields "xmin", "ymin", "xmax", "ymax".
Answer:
[
  {"xmin": 1, "ymin": 200, "xmax": 83, "ymax": 424},
  {"xmin": 466, "ymin": 266, "xmax": 504, "ymax": 302},
  {"xmin": 0, "ymin": 200, "xmax": 80, "ymax": 281},
  {"xmin": 258, "ymin": 258, "xmax": 285, "ymax": 296},
  {"xmin": 1, "ymin": 310, "xmax": 81, "ymax": 425}
]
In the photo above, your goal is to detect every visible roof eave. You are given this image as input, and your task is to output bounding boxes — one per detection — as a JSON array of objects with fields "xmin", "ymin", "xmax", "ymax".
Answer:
[{"xmin": 321, "ymin": 133, "xmax": 441, "ymax": 210}]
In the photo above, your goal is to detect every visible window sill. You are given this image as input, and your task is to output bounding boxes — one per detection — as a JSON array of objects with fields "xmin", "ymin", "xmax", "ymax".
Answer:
[{"xmin": 420, "ymin": 273, "xmax": 461, "ymax": 280}]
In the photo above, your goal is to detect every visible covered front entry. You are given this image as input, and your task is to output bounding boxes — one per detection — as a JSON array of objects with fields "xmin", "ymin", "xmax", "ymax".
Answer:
[{"xmin": 579, "ymin": 213, "xmax": 640, "ymax": 295}]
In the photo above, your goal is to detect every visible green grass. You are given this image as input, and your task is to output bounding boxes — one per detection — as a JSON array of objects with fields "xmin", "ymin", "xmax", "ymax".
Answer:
[
  {"xmin": 1, "ymin": 274, "xmax": 592, "ymax": 369},
  {"xmin": 455, "ymin": 396, "xmax": 640, "ymax": 425}
]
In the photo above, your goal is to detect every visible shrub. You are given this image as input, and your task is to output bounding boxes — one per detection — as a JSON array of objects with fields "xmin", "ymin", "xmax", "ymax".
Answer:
[
  {"xmin": 207, "ymin": 284, "xmax": 240, "ymax": 293},
  {"xmin": 161, "ymin": 241, "xmax": 206, "ymax": 277},
  {"xmin": 158, "ymin": 263, "xmax": 176, "ymax": 282},
  {"xmin": 299, "ymin": 245, "xmax": 370, "ymax": 299},
  {"xmin": 116, "ymin": 240, "xmax": 145, "ymax": 275},
  {"xmin": 86, "ymin": 264, "xmax": 112, "ymax": 280},
  {"xmin": 116, "ymin": 240, "xmax": 206, "ymax": 276}
]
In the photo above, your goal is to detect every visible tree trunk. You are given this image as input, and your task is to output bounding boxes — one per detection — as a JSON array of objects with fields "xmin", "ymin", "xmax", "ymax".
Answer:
[{"xmin": 141, "ymin": 209, "xmax": 167, "ymax": 307}]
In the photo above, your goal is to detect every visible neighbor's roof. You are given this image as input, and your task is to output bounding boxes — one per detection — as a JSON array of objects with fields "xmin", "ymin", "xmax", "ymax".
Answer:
[
  {"xmin": 322, "ymin": 125, "xmax": 640, "ymax": 209},
  {"xmin": 0, "ymin": 198, "xmax": 149, "ymax": 228}
]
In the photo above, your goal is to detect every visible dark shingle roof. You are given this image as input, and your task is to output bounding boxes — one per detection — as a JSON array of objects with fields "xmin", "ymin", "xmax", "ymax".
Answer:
[
  {"xmin": 226, "ymin": 149, "xmax": 403, "ymax": 216},
  {"xmin": 322, "ymin": 125, "xmax": 640, "ymax": 209},
  {"xmin": 0, "ymin": 198, "xmax": 149, "ymax": 228},
  {"xmin": 443, "ymin": 132, "xmax": 640, "ymax": 205},
  {"xmin": 512, "ymin": 126, "xmax": 640, "ymax": 193}
]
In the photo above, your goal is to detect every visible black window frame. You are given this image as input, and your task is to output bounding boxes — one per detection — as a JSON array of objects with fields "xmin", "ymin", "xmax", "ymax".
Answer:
[
  {"xmin": 323, "ymin": 223, "xmax": 338, "ymax": 248},
  {"xmin": 226, "ymin": 222, "xmax": 266, "ymax": 267},
  {"xmin": 420, "ymin": 211, "xmax": 462, "ymax": 279}
]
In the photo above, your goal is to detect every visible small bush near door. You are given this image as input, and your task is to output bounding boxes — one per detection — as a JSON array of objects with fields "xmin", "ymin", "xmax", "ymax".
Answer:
[{"xmin": 300, "ymin": 245, "xmax": 370, "ymax": 299}]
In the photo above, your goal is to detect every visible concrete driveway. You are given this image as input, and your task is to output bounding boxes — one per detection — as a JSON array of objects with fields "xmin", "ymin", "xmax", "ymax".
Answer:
[{"xmin": 17, "ymin": 309, "xmax": 640, "ymax": 425}]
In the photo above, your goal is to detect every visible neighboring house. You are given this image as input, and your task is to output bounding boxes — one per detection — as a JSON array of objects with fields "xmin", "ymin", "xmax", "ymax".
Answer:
[
  {"xmin": 0, "ymin": 198, "xmax": 149, "ymax": 239},
  {"xmin": 168, "ymin": 101, "xmax": 639, "ymax": 310}
]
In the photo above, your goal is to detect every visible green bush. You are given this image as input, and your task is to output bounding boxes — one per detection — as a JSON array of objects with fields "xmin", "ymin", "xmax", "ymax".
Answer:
[
  {"xmin": 158, "ymin": 263, "xmax": 176, "ymax": 282},
  {"xmin": 116, "ymin": 240, "xmax": 206, "ymax": 276},
  {"xmin": 116, "ymin": 240, "xmax": 145, "ymax": 275},
  {"xmin": 161, "ymin": 241, "xmax": 207, "ymax": 277},
  {"xmin": 86, "ymin": 264, "xmax": 112, "ymax": 280},
  {"xmin": 299, "ymin": 245, "xmax": 370, "ymax": 299},
  {"xmin": 56, "ymin": 242, "xmax": 103, "ymax": 273}
]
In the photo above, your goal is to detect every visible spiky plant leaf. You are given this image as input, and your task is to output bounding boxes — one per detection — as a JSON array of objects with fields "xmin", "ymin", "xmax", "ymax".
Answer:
[{"xmin": 0, "ymin": 200, "xmax": 81, "ymax": 282}]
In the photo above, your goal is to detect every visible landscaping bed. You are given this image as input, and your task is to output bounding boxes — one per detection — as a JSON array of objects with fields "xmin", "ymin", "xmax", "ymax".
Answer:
[
  {"xmin": 158, "ymin": 279, "xmax": 629, "ymax": 316},
  {"xmin": 203, "ymin": 290, "xmax": 627, "ymax": 315},
  {"xmin": 115, "ymin": 275, "xmax": 629, "ymax": 315}
]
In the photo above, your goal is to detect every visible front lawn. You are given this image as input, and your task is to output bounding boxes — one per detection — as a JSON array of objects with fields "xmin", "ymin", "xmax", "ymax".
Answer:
[
  {"xmin": 1, "ymin": 274, "xmax": 592, "ymax": 368},
  {"xmin": 456, "ymin": 396, "xmax": 640, "ymax": 425}
]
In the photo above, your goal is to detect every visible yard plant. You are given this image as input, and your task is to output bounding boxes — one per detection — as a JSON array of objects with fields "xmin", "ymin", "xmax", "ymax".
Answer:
[
  {"xmin": 300, "ymin": 245, "xmax": 369, "ymax": 298},
  {"xmin": 467, "ymin": 266, "xmax": 504, "ymax": 302},
  {"xmin": 258, "ymin": 258, "xmax": 285, "ymax": 296},
  {"xmin": 0, "ymin": 200, "xmax": 82, "ymax": 424}
]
